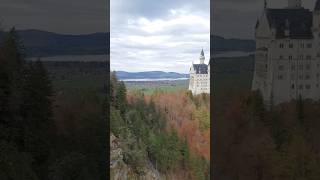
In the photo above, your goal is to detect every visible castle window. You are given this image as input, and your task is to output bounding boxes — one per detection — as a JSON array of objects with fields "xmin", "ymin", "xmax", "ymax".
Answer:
[
  {"xmin": 289, "ymin": 55, "xmax": 293, "ymax": 60},
  {"xmin": 278, "ymin": 65, "xmax": 284, "ymax": 70},
  {"xmin": 289, "ymin": 44, "xmax": 293, "ymax": 48},
  {"xmin": 280, "ymin": 43, "xmax": 284, "ymax": 48},
  {"xmin": 299, "ymin": 55, "xmax": 303, "ymax": 60},
  {"xmin": 306, "ymin": 85, "xmax": 311, "ymax": 89},
  {"xmin": 306, "ymin": 55, "xmax": 312, "ymax": 60},
  {"xmin": 278, "ymin": 75, "xmax": 283, "ymax": 80},
  {"xmin": 306, "ymin": 64, "xmax": 311, "ymax": 70},
  {"xmin": 305, "ymin": 75, "xmax": 310, "ymax": 79},
  {"xmin": 307, "ymin": 44, "xmax": 312, "ymax": 48},
  {"xmin": 291, "ymin": 84, "xmax": 295, "ymax": 89},
  {"xmin": 299, "ymin": 65, "xmax": 303, "ymax": 70},
  {"xmin": 299, "ymin": 85, "xmax": 303, "ymax": 89}
]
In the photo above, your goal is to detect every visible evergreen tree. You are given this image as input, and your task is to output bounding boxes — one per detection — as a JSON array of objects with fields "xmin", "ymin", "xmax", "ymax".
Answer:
[
  {"xmin": 180, "ymin": 136, "xmax": 189, "ymax": 169},
  {"xmin": 297, "ymin": 94, "xmax": 304, "ymax": 125},
  {"xmin": 110, "ymin": 71, "xmax": 118, "ymax": 106},
  {"xmin": 0, "ymin": 27, "xmax": 26, "ymax": 144},
  {"xmin": 0, "ymin": 43, "xmax": 11, "ymax": 140},
  {"xmin": 21, "ymin": 60, "xmax": 54, "ymax": 179},
  {"xmin": 116, "ymin": 81, "xmax": 127, "ymax": 116}
]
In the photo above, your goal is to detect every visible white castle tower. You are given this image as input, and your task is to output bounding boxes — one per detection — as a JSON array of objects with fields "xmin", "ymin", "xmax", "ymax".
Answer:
[
  {"xmin": 252, "ymin": 0, "xmax": 320, "ymax": 105},
  {"xmin": 189, "ymin": 49, "xmax": 210, "ymax": 95}
]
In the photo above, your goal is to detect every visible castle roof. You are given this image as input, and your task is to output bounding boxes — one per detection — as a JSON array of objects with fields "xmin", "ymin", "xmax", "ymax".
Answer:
[
  {"xmin": 193, "ymin": 64, "xmax": 208, "ymax": 74},
  {"xmin": 265, "ymin": 8, "xmax": 313, "ymax": 39}
]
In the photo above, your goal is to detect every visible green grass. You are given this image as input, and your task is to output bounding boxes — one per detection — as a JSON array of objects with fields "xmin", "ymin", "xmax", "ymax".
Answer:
[
  {"xmin": 213, "ymin": 72, "xmax": 253, "ymax": 95},
  {"xmin": 52, "ymin": 74, "xmax": 106, "ymax": 92},
  {"xmin": 125, "ymin": 80, "xmax": 188, "ymax": 95}
]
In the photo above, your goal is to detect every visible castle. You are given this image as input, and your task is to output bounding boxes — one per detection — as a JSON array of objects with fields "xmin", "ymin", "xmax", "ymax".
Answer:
[
  {"xmin": 252, "ymin": 0, "xmax": 320, "ymax": 105},
  {"xmin": 189, "ymin": 49, "xmax": 210, "ymax": 95}
]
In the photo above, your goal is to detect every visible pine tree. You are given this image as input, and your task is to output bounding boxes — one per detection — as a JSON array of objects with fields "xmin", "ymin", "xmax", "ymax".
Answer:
[
  {"xmin": 0, "ymin": 42, "xmax": 11, "ymax": 139},
  {"xmin": 180, "ymin": 136, "xmax": 189, "ymax": 169},
  {"xmin": 0, "ymin": 27, "xmax": 26, "ymax": 145},
  {"xmin": 297, "ymin": 94, "xmax": 304, "ymax": 126},
  {"xmin": 21, "ymin": 59, "xmax": 54, "ymax": 178},
  {"xmin": 110, "ymin": 71, "xmax": 118, "ymax": 106},
  {"xmin": 116, "ymin": 81, "xmax": 127, "ymax": 116}
]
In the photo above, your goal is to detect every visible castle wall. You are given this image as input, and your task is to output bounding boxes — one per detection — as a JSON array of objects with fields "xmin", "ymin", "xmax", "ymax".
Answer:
[{"xmin": 253, "ymin": 8, "xmax": 320, "ymax": 105}]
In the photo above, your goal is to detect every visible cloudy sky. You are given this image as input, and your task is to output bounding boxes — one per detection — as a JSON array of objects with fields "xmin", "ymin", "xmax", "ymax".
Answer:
[
  {"xmin": 213, "ymin": 0, "xmax": 317, "ymax": 39},
  {"xmin": 110, "ymin": 0, "xmax": 210, "ymax": 73},
  {"xmin": 0, "ymin": 0, "xmax": 108, "ymax": 34}
]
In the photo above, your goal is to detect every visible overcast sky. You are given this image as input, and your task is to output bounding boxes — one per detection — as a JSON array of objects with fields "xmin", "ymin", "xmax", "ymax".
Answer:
[
  {"xmin": 213, "ymin": 0, "xmax": 317, "ymax": 39},
  {"xmin": 0, "ymin": 0, "xmax": 108, "ymax": 34},
  {"xmin": 110, "ymin": 0, "xmax": 210, "ymax": 73}
]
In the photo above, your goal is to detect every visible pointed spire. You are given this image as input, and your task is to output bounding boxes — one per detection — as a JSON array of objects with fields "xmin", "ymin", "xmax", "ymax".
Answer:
[{"xmin": 199, "ymin": 48, "xmax": 205, "ymax": 64}]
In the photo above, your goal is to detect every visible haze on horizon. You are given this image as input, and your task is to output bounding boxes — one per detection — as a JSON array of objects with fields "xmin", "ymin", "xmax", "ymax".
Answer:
[{"xmin": 110, "ymin": 0, "xmax": 210, "ymax": 74}]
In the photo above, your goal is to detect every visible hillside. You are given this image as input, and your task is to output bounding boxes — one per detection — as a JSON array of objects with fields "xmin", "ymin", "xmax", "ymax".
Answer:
[
  {"xmin": 0, "ymin": 30, "xmax": 109, "ymax": 57},
  {"xmin": 0, "ymin": 30, "xmax": 255, "ymax": 57},
  {"xmin": 110, "ymin": 72, "xmax": 210, "ymax": 179}
]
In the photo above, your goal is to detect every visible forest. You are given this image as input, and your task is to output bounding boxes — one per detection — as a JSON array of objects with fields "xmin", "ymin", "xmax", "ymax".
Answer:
[
  {"xmin": 212, "ymin": 54, "xmax": 320, "ymax": 179},
  {"xmin": 208, "ymin": 52, "xmax": 320, "ymax": 179},
  {"xmin": 0, "ymin": 28, "xmax": 107, "ymax": 179},
  {"xmin": 110, "ymin": 72, "xmax": 210, "ymax": 179},
  {"xmin": 214, "ymin": 89, "xmax": 320, "ymax": 179}
]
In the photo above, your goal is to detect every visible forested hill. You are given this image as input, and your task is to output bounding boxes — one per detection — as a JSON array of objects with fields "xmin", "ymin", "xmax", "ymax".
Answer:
[
  {"xmin": 0, "ymin": 29, "xmax": 109, "ymax": 57},
  {"xmin": 211, "ymin": 35, "xmax": 255, "ymax": 53},
  {"xmin": 0, "ymin": 28, "xmax": 106, "ymax": 179},
  {"xmin": 116, "ymin": 71, "xmax": 188, "ymax": 79},
  {"xmin": 0, "ymin": 30, "xmax": 255, "ymax": 57},
  {"xmin": 110, "ymin": 72, "xmax": 210, "ymax": 179}
]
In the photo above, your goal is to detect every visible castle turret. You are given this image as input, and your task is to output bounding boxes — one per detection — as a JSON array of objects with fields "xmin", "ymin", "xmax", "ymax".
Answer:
[
  {"xmin": 200, "ymin": 49, "xmax": 205, "ymax": 64},
  {"xmin": 189, "ymin": 48, "xmax": 210, "ymax": 95}
]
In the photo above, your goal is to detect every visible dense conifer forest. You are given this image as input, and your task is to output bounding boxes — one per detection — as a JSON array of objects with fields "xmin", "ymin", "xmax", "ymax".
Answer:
[
  {"xmin": 214, "ymin": 90, "xmax": 320, "ymax": 179},
  {"xmin": 0, "ymin": 28, "xmax": 106, "ymax": 180},
  {"xmin": 110, "ymin": 72, "xmax": 210, "ymax": 179}
]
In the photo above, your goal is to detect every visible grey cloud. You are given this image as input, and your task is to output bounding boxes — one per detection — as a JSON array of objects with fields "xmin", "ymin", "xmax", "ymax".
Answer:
[
  {"xmin": 112, "ymin": 0, "xmax": 209, "ymax": 19},
  {"xmin": 0, "ymin": 0, "xmax": 108, "ymax": 34},
  {"xmin": 111, "ymin": 0, "xmax": 210, "ymax": 73}
]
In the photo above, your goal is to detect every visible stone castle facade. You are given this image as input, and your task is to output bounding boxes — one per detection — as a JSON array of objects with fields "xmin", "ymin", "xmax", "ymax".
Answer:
[
  {"xmin": 252, "ymin": 0, "xmax": 320, "ymax": 105},
  {"xmin": 189, "ymin": 49, "xmax": 210, "ymax": 95}
]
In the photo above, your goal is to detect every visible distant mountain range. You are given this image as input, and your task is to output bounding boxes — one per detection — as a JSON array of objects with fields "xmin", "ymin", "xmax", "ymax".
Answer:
[
  {"xmin": 0, "ymin": 30, "xmax": 255, "ymax": 57},
  {"xmin": 116, "ymin": 71, "xmax": 189, "ymax": 80},
  {"xmin": 211, "ymin": 35, "xmax": 255, "ymax": 53},
  {"xmin": 0, "ymin": 30, "xmax": 109, "ymax": 57}
]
